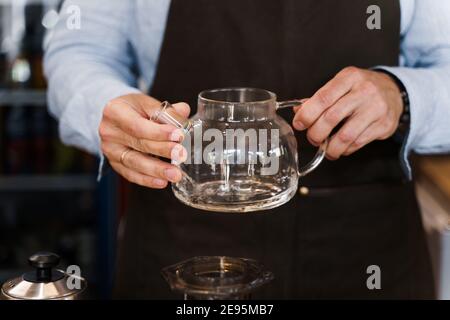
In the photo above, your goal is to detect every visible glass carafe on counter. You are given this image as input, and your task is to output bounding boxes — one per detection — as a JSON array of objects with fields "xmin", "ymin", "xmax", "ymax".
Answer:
[
  {"xmin": 153, "ymin": 88, "xmax": 328, "ymax": 213},
  {"xmin": 162, "ymin": 256, "xmax": 274, "ymax": 300}
]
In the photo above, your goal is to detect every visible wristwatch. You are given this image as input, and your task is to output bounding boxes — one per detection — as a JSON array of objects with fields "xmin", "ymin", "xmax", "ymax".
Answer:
[{"xmin": 375, "ymin": 69, "xmax": 410, "ymax": 137}]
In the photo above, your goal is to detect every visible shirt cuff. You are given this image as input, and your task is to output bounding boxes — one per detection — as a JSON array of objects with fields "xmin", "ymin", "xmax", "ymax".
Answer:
[{"xmin": 373, "ymin": 66, "xmax": 435, "ymax": 180}]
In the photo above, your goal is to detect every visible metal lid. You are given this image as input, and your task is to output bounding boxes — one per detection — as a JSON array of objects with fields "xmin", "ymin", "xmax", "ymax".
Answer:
[
  {"xmin": 162, "ymin": 256, "xmax": 274, "ymax": 299},
  {"xmin": 1, "ymin": 252, "xmax": 86, "ymax": 300}
]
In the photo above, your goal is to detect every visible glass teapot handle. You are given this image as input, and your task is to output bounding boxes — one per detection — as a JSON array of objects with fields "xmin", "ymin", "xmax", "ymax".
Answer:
[{"xmin": 277, "ymin": 100, "xmax": 329, "ymax": 177}]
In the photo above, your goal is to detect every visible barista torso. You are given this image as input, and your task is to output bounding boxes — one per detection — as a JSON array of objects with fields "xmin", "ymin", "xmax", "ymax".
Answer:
[{"xmin": 114, "ymin": 0, "xmax": 434, "ymax": 299}]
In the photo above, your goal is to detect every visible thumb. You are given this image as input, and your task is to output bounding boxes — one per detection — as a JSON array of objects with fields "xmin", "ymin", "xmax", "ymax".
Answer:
[
  {"xmin": 172, "ymin": 102, "xmax": 191, "ymax": 118},
  {"xmin": 293, "ymin": 98, "xmax": 310, "ymax": 113}
]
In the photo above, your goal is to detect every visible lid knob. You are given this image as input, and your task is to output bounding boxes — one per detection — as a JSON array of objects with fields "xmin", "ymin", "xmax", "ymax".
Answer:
[
  {"xmin": 26, "ymin": 252, "xmax": 61, "ymax": 283},
  {"xmin": 28, "ymin": 252, "xmax": 60, "ymax": 269}
]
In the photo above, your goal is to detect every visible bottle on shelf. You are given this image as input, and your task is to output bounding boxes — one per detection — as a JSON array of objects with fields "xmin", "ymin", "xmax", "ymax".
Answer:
[
  {"xmin": 0, "ymin": 52, "xmax": 7, "ymax": 89},
  {"xmin": 3, "ymin": 2, "xmax": 50, "ymax": 174},
  {"xmin": 5, "ymin": 106, "xmax": 30, "ymax": 174},
  {"xmin": 8, "ymin": 2, "xmax": 46, "ymax": 90},
  {"xmin": 32, "ymin": 106, "xmax": 50, "ymax": 173}
]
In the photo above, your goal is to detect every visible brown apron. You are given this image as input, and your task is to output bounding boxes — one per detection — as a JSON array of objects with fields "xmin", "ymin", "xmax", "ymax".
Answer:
[{"xmin": 114, "ymin": 0, "xmax": 435, "ymax": 299}]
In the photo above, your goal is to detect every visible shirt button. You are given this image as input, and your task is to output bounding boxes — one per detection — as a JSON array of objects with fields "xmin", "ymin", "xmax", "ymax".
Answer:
[{"xmin": 298, "ymin": 186, "xmax": 310, "ymax": 196}]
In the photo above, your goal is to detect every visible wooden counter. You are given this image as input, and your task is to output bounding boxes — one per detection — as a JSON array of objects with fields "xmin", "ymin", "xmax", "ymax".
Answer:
[
  {"xmin": 414, "ymin": 155, "xmax": 450, "ymax": 212},
  {"xmin": 413, "ymin": 155, "xmax": 450, "ymax": 300}
]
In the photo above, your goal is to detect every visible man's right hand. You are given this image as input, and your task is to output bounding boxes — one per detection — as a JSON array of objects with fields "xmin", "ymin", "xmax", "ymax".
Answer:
[{"xmin": 99, "ymin": 94, "xmax": 190, "ymax": 189}]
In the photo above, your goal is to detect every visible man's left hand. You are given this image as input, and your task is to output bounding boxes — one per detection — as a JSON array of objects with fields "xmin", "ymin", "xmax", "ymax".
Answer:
[{"xmin": 293, "ymin": 66, "xmax": 404, "ymax": 160}]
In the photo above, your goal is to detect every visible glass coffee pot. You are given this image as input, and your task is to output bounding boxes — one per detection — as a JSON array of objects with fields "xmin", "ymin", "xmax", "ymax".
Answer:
[{"xmin": 153, "ymin": 88, "xmax": 328, "ymax": 213}]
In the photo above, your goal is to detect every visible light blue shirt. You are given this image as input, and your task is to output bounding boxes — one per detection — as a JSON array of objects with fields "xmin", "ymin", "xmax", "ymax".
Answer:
[{"xmin": 44, "ymin": 0, "xmax": 450, "ymax": 179}]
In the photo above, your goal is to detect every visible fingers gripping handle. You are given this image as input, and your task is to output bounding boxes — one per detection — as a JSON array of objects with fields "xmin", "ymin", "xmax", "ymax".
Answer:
[
  {"xmin": 152, "ymin": 101, "xmax": 193, "ymax": 132},
  {"xmin": 277, "ymin": 100, "xmax": 328, "ymax": 177}
]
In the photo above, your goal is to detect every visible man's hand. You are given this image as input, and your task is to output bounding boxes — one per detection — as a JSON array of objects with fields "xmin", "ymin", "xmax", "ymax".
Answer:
[
  {"xmin": 293, "ymin": 67, "xmax": 404, "ymax": 160},
  {"xmin": 99, "ymin": 94, "xmax": 190, "ymax": 189}
]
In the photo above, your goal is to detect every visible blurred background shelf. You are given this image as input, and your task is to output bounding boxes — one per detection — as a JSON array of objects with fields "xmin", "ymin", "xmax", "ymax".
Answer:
[
  {"xmin": 0, "ymin": 89, "xmax": 46, "ymax": 106},
  {"xmin": 0, "ymin": 0, "xmax": 117, "ymax": 299},
  {"xmin": 0, "ymin": 0, "xmax": 59, "ymax": 5},
  {"xmin": 0, "ymin": 174, "xmax": 96, "ymax": 192}
]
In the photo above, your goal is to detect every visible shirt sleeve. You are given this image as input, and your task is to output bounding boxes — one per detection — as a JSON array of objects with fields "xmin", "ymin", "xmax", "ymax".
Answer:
[
  {"xmin": 376, "ymin": 0, "xmax": 450, "ymax": 178},
  {"xmin": 44, "ymin": 0, "xmax": 140, "ymax": 156}
]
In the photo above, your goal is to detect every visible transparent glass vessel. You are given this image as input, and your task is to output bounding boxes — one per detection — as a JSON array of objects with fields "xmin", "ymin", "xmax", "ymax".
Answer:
[
  {"xmin": 161, "ymin": 256, "xmax": 274, "ymax": 300},
  {"xmin": 153, "ymin": 88, "xmax": 327, "ymax": 213}
]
